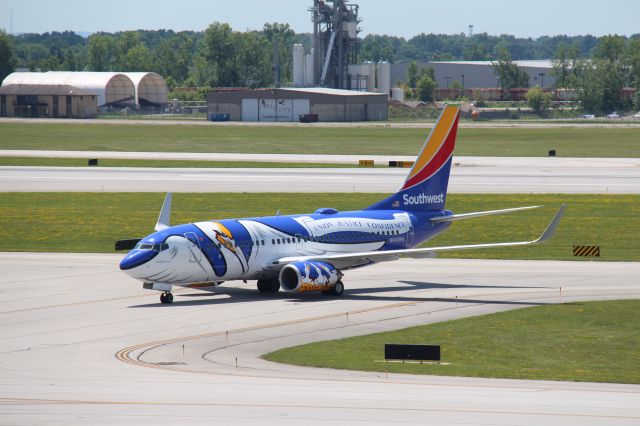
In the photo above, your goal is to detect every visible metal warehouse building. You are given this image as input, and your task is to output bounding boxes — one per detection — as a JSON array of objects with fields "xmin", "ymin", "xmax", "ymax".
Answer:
[
  {"xmin": 391, "ymin": 60, "xmax": 556, "ymax": 90},
  {"xmin": 207, "ymin": 87, "xmax": 388, "ymax": 122}
]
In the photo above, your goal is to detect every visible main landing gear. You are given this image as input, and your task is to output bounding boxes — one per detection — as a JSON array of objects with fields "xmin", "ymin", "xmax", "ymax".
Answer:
[
  {"xmin": 257, "ymin": 279, "xmax": 280, "ymax": 293},
  {"xmin": 322, "ymin": 281, "xmax": 344, "ymax": 297},
  {"xmin": 160, "ymin": 291, "xmax": 174, "ymax": 304}
]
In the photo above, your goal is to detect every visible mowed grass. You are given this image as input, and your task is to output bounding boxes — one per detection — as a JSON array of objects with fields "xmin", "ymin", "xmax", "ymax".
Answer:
[
  {"xmin": 264, "ymin": 300, "xmax": 640, "ymax": 384},
  {"xmin": 1, "ymin": 122, "xmax": 639, "ymax": 157},
  {"xmin": 0, "ymin": 157, "xmax": 361, "ymax": 168},
  {"xmin": 0, "ymin": 193, "xmax": 637, "ymax": 261}
]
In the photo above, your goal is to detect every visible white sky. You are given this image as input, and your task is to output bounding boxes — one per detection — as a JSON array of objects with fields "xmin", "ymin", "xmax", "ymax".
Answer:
[{"xmin": 1, "ymin": 0, "xmax": 638, "ymax": 39}]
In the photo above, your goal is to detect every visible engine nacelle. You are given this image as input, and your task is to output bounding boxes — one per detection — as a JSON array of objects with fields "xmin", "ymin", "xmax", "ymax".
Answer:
[{"xmin": 279, "ymin": 261, "xmax": 341, "ymax": 293}]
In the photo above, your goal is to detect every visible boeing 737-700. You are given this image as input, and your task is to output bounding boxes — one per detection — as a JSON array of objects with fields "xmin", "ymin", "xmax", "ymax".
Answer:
[{"xmin": 119, "ymin": 104, "xmax": 565, "ymax": 304}]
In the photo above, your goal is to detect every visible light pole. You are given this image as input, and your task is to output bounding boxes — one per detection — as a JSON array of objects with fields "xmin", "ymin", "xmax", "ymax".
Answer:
[{"xmin": 461, "ymin": 74, "xmax": 465, "ymax": 90}]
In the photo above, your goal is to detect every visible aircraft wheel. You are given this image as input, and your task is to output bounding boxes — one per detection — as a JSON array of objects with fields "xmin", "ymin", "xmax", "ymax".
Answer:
[
  {"xmin": 332, "ymin": 281, "xmax": 344, "ymax": 296},
  {"xmin": 269, "ymin": 279, "xmax": 280, "ymax": 293},
  {"xmin": 322, "ymin": 281, "xmax": 345, "ymax": 297},
  {"xmin": 257, "ymin": 279, "xmax": 268, "ymax": 292},
  {"xmin": 160, "ymin": 292, "xmax": 173, "ymax": 304}
]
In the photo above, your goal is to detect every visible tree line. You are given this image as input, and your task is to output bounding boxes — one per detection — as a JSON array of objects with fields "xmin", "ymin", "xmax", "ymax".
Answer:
[
  {"xmin": 401, "ymin": 35, "xmax": 640, "ymax": 113},
  {"xmin": 0, "ymin": 23, "xmax": 306, "ymax": 91},
  {"xmin": 1, "ymin": 26, "xmax": 639, "ymax": 112}
]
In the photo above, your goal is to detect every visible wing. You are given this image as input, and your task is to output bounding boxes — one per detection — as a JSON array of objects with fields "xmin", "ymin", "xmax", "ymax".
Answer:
[{"xmin": 272, "ymin": 205, "xmax": 566, "ymax": 271}]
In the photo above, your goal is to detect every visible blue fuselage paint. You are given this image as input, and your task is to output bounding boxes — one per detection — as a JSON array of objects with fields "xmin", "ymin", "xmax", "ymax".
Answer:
[{"xmin": 119, "ymin": 207, "xmax": 453, "ymax": 284}]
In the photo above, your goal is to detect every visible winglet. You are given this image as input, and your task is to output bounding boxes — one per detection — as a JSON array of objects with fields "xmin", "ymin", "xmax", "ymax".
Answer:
[
  {"xmin": 533, "ymin": 204, "xmax": 566, "ymax": 244},
  {"xmin": 155, "ymin": 192, "xmax": 172, "ymax": 231}
]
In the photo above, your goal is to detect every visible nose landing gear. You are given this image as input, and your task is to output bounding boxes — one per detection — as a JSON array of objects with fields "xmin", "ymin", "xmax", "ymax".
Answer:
[{"xmin": 160, "ymin": 292, "xmax": 174, "ymax": 304}]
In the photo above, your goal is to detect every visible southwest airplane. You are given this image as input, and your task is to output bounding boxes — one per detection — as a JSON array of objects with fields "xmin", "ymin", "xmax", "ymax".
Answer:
[{"xmin": 120, "ymin": 105, "xmax": 565, "ymax": 304}]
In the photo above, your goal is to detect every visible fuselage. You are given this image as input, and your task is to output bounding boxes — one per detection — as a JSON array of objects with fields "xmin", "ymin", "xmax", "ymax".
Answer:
[{"xmin": 119, "ymin": 208, "xmax": 452, "ymax": 285}]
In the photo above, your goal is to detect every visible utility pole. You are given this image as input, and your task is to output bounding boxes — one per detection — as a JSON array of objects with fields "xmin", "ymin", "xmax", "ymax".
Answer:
[{"xmin": 273, "ymin": 35, "xmax": 281, "ymax": 88}]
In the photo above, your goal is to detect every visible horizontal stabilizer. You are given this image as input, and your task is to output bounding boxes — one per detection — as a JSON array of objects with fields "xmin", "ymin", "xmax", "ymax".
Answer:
[{"xmin": 431, "ymin": 205, "xmax": 542, "ymax": 223}]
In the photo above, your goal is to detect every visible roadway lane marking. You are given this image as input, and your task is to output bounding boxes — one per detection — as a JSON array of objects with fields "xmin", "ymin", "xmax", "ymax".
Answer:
[{"xmin": 116, "ymin": 301, "xmax": 417, "ymax": 368}]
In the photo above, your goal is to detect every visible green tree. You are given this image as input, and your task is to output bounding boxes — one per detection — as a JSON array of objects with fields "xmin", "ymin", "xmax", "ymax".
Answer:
[
  {"xmin": 200, "ymin": 22, "xmax": 236, "ymax": 86},
  {"xmin": 632, "ymin": 90, "xmax": 640, "ymax": 111},
  {"xmin": 233, "ymin": 31, "xmax": 271, "ymax": 87},
  {"xmin": 360, "ymin": 34, "xmax": 400, "ymax": 62},
  {"xmin": 407, "ymin": 60, "xmax": 418, "ymax": 88},
  {"xmin": 573, "ymin": 59, "xmax": 605, "ymax": 113},
  {"xmin": 61, "ymin": 45, "xmax": 86, "ymax": 71},
  {"xmin": 416, "ymin": 73, "xmax": 436, "ymax": 102},
  {"xmin": 15, "ymin": 43, "xmax": 49, "ymax": 70},
  {"xmin": 450, "ymin": 80, "xmax": 464, "ymax": 90},
  {"xmin": 627, "ymin": 39, "xmax": 640, "ymax": 90},
  {"xmin": 552, "ymin": 42, "xmax": 570, "ymax": 88},
  {"xmin": 0, "ymin": 29, "xmax": 18, "ymax": 80},
  {"xmin": 119, "ymin": 44, "xmax": 150, "ymax": 71},
  {"xmin": 527, "ymin": 85, "xmax": 551, "ymax": 115},
  {"xmin": 153, "ymin": 33, "xmax": 194, "ymax": 84},
  {"xmin": 463, "ymin": 39, "xmax": 489, "ymax": 60},
  {"xmin": 593, "ymin": 35, "xmax": 626, "ymax": 111},
  {"xmin": 492, "ymin": 49, "xmax": 530, "ymax": 91},
  {"xmin": 419, "ymin": 66, "xmax": 436, "ymax": 80},
  {"xmin": 262, "ymin": 23, "xmax": 295, "ymax": 84},
  {"xmin": 110, "ymin": 32, "xmax": 153, "ymax": 71},
  {"xmin": 88, "ymin": 34, "xmax": 115, "ymax": 71}
]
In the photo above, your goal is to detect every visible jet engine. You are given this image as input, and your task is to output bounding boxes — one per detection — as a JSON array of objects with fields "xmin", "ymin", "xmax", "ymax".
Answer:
[{"xmin": 279, "ymin": 261, "xmax": 342, "ymax": 292}]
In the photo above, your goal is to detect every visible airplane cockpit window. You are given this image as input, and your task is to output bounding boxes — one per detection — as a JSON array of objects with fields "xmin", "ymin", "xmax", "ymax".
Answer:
[{"xmin": 135, "ymin": 243, "xmax": 169, "ymax": 252}]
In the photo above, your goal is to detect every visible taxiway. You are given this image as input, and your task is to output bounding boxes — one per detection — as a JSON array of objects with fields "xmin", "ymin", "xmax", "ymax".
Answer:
[
  {"xmin": 1, "ymin": 156, "xmax": 639, "ymax": 193},
  {"xmin": 1, "ymin": 252, "xmax": 639, "ymax": 425}
]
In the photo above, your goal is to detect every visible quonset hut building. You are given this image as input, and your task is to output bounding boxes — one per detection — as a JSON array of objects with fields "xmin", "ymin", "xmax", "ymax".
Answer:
[{"xmin": 0, "ymin": 72, "xmax": 167, "ymax": 118}]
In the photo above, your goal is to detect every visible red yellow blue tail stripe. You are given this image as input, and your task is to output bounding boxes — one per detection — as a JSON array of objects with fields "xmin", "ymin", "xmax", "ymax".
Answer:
[{"xmin": 401, "ymin": 105, "xmax": 460, "ymax": 190}]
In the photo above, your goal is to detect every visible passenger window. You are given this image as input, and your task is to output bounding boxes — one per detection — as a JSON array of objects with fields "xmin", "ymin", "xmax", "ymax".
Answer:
[{"xmin": 272, "ymin": 239, "xmax": 275, "ymax": 245}]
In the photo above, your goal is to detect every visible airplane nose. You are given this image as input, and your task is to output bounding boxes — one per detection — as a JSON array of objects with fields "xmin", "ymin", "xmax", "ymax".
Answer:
[{"xmin": 119, "ymin": 250, "xmax": 158, "ymax": 271}]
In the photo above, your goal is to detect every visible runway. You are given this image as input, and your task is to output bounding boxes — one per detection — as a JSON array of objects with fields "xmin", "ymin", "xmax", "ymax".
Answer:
[
  {"xmin": 1, "ymin": 252, "xmax": 639, "ymax": 425},
  {"xmin": 2, "ymin": 156, "xmax": 639, "ymax": 193}
]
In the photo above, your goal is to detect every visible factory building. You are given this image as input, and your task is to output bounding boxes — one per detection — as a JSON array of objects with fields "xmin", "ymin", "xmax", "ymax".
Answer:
[
  {"xmin": 390, "ymin": 60, "xmax": 556, "ymax": 90},
  {"xmin": 207, "ymin": 87, "xmax": 388, "ymax": 122}
]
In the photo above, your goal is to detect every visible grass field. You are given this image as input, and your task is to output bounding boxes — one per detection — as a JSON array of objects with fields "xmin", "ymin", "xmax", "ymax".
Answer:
[
  {"xmin": 1, "ymin": 122, "xmax": 639, "ymax": 157},
  {"xmin": 263, "ymin": 300, "xmax": 640, "ymax": 384},
  {"xmin": 0, "ymin": 157, "xmax": 361, "ymax": 168},
  {"xmin": 0, "ymin": 193, "xmax": 637, "ymax": 261}
]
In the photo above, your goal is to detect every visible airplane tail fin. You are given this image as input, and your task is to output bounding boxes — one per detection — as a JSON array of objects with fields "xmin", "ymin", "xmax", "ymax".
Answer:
[{"xmin": 365, "ymin": 104, "xmax": 460, "ymax": 212}]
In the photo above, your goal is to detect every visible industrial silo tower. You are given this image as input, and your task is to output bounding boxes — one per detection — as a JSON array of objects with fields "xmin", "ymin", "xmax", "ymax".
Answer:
[{"xmin": 310, "ymin": 0, "xmax": 361, "ymax": 89}]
